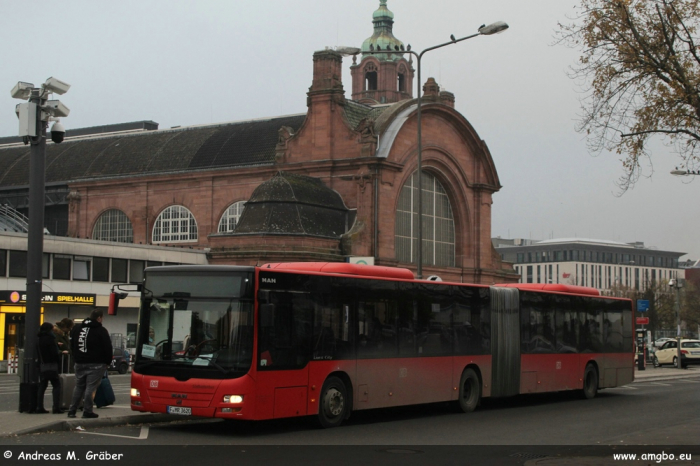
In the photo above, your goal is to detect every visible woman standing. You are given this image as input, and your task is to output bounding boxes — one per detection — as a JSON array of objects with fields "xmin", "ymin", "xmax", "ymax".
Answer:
[
  {"xmin": 54, "ymin": 322, "xmax": 71, "ymax": 372},
  {"xmin": 36, "ymin": 322, "xmax": 68, "ymax": 414}
]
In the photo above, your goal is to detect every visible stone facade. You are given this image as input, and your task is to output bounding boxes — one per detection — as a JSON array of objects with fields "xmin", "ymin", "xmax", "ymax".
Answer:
[{"xmin": 0, "ymin": 1, "xmax": 517, "ymax": 285}]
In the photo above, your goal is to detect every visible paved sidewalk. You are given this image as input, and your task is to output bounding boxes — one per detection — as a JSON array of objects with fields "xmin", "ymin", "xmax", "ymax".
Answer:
[
  {"xmin": 0, "ymin": 403, "xmax": 172, "ymax": 437},
  {"xmin": 0, "ymin": 365, "xmax": 696, "ymax": 438}
]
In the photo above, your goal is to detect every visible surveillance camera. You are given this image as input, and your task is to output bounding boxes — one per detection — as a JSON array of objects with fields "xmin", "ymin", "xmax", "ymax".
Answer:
[
  {"xmin": 668, "ymin": 278, "xmax": 676, "ymax": 287},
  {"xmin": 43, "ymin": 77, "xmax": 70, "ymax": 95},
  {"xmin": 11, "ymin": 81, "xmax": 35, "ymax": 100},
  {"xmin": 50, "ymin": 121, "xmax": 65, "ymax": 143},
  {"xmin": 45, "ymin": 100, "xmax": 70, "ymax": 118}
]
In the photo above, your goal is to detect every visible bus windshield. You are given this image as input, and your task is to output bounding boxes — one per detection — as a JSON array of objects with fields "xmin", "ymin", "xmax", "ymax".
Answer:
[{"xmin": 136, "ymin": 270, "xmax": 254, "ymax": 376}]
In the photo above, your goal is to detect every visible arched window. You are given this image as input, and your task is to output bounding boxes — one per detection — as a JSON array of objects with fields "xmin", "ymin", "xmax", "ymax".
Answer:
[
  {"xmin": 218, "ymin": 201, "xmax": 246, "ymax": 233},
  {"xmin": 395, "ymin": 171, "xmax": 455, "ymax": 267},
  {"xmin": 364, "ymin": 63, "xmax": 378, "ymax": 91},
  {"xmin": 152, "ymin": 205, "xmax": 198, "ymax": 243},
  {"xmin": 398, "ymin": 64, "xmax": 407, "ymax": 92},
  {"xmin": 92, "ymin": 209, "xmax": 133, "ymax": 243}
]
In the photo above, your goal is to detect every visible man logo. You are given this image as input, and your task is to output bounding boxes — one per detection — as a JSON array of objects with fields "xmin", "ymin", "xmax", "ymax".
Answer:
[
  {"xmin": 150, "ymin": 380, "xmax": 158, "ymax": 388},
  {"xmin": 262, "ymin": 278, "xmax": 276, "ymax": 284}
]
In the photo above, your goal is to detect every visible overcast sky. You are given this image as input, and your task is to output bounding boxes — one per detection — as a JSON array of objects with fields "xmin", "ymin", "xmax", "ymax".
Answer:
[{"xmin": 1, "ymin": 0, "xmax": 697, "ymax": 261}]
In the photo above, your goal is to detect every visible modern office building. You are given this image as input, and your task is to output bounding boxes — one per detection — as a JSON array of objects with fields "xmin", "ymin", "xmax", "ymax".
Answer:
[{"xmin": 493, "ymin": 237, "xmax": 685, "ymax": 292}]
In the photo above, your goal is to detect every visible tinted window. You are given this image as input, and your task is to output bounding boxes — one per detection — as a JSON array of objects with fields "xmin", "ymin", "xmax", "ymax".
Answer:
[
  {"xmin": 53, "ymin": 256, "xmax": 71, "ymax": 280},
  {"xmin": 453, "ymin": 286, "xmax": 488, "ymax": 355},
  {"xmin": 258, "ymin": 291, "xmax": 313, "ymax": 370},
  {"xmin": 111, "ymin": 258, "xmax": 127, "ymax": 283},
  {"xmin": 93, "ymin": 257, "xmax": 110, "ymax": 282},
  {"xmin": 129, "ymin": 260, "xmax": 144, "ymax": 284},
  {"xmin": 0, "ymin": 249, "xmax": 6, "ymax": 276},
  {"xmin": 554, "ymin": 295, "xmax": 578, "ymax": 353},
  {"xmin": 579, "ymin": 303, "xmax": 604, "ymax": 353},
  {"xmin": 9, "ymin": 250, "xmax": 27, "ymax": 277}
]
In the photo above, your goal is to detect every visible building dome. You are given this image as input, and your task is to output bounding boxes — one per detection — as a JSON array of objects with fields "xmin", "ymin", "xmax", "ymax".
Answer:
[
  {"xmin": 233, "ymin": 172, "xmax": 351, "ymax": 237},
  {"xmin": 361, "ymin": 0, "xmax": 405, "ymax": 61}
]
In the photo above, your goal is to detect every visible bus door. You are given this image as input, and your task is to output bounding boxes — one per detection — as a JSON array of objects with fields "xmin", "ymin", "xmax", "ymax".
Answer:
[
  {"xmin": 355, "ymin": 295, "xmax": 404, "ymax": 409},
  {"xmin": 256, "ymin": 291, "xmax": 312, "ymax": 419}
]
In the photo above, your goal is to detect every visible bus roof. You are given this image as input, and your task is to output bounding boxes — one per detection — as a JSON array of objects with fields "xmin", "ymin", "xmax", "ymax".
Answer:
[
  {"xmin": 260, "ymin": 262, "xmax": 415, "ymax": 280},
  {"xmin": 494, "ymin": 283, "xmax": 601, "ymax": 296}
]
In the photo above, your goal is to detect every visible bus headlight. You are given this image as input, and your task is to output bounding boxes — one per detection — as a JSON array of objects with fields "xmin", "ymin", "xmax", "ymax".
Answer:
[
  {"xmin": 131, "ymin": 388, "xmax": 140, "ymax": 397},
  {"xmin": 223, "ymin": 395, "xmax": 243, "ymax": 404}
]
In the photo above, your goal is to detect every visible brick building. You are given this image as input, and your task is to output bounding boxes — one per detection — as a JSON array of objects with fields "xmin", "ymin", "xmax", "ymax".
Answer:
[{"xmin": 0, "ymin": 0, "xmax": 515, "ymax": 284}]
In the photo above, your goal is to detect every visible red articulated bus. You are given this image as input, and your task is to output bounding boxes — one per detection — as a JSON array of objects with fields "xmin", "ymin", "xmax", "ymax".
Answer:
[{"xmin": 126, "ymin": 262, "xmax": 635, "ymax": 427}]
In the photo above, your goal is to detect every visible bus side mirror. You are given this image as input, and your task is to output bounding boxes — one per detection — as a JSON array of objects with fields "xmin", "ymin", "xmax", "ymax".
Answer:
[
  {"xmin": 260, "ymin": 304, "xmax": 275, "ymax": 327},
  {"xmin": 108, "ymin": 291, "xmax": 128, "ymax": 316}
]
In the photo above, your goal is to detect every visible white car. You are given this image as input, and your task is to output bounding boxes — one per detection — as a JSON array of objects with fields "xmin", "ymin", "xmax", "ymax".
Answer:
[
  {"xmin": 653, "ymin": 337, "xmax": 673, "ymax": 348},
  {"xmin": 653, "ymin": 339, "xmax": 700, "ymax": 369}
]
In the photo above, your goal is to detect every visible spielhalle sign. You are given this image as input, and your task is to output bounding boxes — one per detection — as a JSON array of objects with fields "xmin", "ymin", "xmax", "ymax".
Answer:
[{"xmin": 0, "ymin": 291, "xmax": 96, "ymax": 306}]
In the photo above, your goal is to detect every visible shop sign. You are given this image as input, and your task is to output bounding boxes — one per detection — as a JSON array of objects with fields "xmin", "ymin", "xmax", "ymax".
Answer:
[{"xmin": 0, "ymin": 291, "xmax": 96, "ymax": 306}]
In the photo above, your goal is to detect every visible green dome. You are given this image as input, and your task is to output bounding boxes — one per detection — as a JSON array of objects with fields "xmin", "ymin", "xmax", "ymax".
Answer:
[
  {"xmin": 373, "ymin": 0, "xmax": 393, "ymax": 20},
  {"xmin": 361, "ymin": 0, "xmax": 405, "ymax": 61}
]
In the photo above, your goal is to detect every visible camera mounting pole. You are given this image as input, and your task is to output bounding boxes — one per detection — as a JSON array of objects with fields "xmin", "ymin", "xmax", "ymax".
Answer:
[{"xmin": 10, "ymin": 77, "xmax": 70, "ymax": 412}]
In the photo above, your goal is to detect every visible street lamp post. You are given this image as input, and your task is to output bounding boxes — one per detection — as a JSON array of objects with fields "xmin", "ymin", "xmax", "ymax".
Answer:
[
  {"xmin": 668, "ymin": 277, "xmax": 683, "ymax": 369},
  {"xmin": 338, "ymin": 21, "xmax": 508, "ymax": 279},
  {"xmin": 10, "ymin": 77, "xmax": 70, "ymax": 412}
]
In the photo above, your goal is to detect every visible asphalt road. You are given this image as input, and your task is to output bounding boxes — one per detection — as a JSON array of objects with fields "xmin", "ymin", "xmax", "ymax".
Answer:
[
  {"xmin": 1, "ymin": 375, "xmax": 698, "ymax": 445},
  {"xmin": 1, "ymin": 375, "xmax": 698, "ymax": 465}
]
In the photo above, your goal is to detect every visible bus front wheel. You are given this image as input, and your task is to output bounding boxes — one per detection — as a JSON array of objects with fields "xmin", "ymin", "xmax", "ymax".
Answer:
[
  {"xmin": 581, "ymin": 364, "xmax": 598, "ymax": 399},
  {"xmin": 457, "ymin": 368, "xmax": 481, "ymax": 413},
  {"xmin": 317, "ymin": 376, "xmax": 348, "ymax": 428}
]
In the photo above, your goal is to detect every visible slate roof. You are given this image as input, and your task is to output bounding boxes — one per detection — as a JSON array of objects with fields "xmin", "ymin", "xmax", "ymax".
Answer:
[
  {"xmin": 0, "ymin": 114, "xmax": 306, "ymax": 188},
  {"xmin": 233, "ymin": 172, "xmax": 350, "ymax": 238}
]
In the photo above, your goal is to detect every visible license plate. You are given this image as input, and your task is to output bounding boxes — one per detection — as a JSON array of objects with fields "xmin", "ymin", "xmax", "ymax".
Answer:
[
  {"xmin": 691, "ymin": 351, "xmax": 700, "ymax": 356},
  {"xmin": 167, "ymin": 406, "xmax": 191, "ymax": 415}
]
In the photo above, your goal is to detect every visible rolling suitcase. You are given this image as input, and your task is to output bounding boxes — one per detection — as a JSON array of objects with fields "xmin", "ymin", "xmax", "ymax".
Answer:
[
  {"xmin": 58, "ymin": 355, "xmax": 79, "ymax": 411},
  {"xmin": 94, "ymin": 372, "xmax": 115, "ymax": 408},
  {"xmin": 59, "ymin": 371, "xmax": 77, "ymax": 410}
]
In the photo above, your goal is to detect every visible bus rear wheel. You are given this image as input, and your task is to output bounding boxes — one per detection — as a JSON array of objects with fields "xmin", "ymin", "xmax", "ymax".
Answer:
[
  {"xmin": 456, "ymin": 368, "xmax": 481, "ymax": 413},
  {"xmin": 317, "ymin": 376, "xmax": 348, "ymax": 428},
  {"xmin": 580, "ymin": 364, "xmax": 598, "ymax": 399}
]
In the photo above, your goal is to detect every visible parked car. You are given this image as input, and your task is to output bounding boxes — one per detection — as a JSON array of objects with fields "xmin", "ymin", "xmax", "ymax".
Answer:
[
  {"xmin": 108, "ymin": 348, "xmax": 130, "ymax": 374},
  {"xmin": 653, "ymin": 337, "xmax": 673, "ymax": 348},
  {"xmin": 653, "ymin": 339, "xmax": 700, "ymax": 369}
]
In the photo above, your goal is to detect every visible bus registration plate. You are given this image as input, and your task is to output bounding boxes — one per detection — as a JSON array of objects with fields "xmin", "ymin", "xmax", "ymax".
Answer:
[{"xmin": 167, "ymin": 406, "xmax": 191, "ymax": 415}]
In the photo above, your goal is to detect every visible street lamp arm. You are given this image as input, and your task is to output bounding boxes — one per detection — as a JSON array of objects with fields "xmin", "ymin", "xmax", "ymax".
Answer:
[{"xmin": 420, "ymin": 32, "xmax": 481, "ymax": 57}]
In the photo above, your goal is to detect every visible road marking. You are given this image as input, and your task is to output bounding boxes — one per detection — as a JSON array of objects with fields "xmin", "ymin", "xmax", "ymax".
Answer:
[
  {"xmin": 648, "ymin": 382, "xmax": 672, "ymax": 386},
  {"xmin": 75, "ymin": 426, "xmax": 149, "ymax": 440},
  {"xmin": 616, "ymin": 385, "xmax": 637, "ymax": 390},
  {"xmin": 675, "ymin": 379, "xmax": 699, "ymax": 383}
]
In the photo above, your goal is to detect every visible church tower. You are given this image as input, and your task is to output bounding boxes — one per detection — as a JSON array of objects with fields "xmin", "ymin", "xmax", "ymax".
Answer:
[{"xmin": 351, "ymin": 0, "xmax": 414, "ymax": 104}]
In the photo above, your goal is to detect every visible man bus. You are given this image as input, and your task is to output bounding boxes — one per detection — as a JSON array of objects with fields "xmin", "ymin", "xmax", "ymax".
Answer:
[{"xmin": 124, "ymin": 262, "xmax": 634, "ymax": 428}]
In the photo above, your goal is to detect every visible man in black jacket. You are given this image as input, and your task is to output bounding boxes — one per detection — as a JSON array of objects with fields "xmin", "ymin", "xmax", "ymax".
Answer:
[{"xmin": 67, "ymin": 309, "xmax": 113, "ymax": 419}]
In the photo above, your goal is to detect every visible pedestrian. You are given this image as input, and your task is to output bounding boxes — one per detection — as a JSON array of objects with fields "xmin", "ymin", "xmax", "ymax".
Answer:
[
  {"xmin": 67, "ymin": 309, "xmax": 113, "ymax": 419},
  {"xmin": 59, "ymin": 318, "xmax": 75, "ymax": 370},
  {"xmin": 53, "ymin": 323, "xmax": 71, "ymax": 373},
  {"xmin": 35, "ymin": 322, "xmax": 68, "ymax": 414}
]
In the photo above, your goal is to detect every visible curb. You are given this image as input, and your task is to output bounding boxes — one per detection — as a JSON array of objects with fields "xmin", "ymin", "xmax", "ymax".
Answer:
[{"xmin": 9, "ymin": 413, "xmax": 174, "ymax": 437}]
